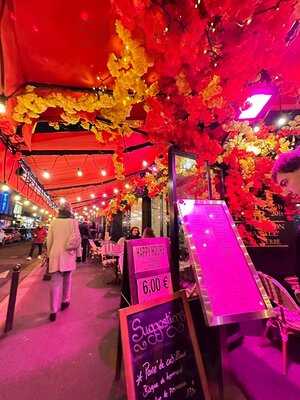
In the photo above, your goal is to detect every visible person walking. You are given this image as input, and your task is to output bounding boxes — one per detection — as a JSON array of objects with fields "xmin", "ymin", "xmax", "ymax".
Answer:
[
  {"xmin": 79, "ymin": 220, "xmax": 91, "ymax": 263},
  {"xmin": 27, "ymin": 224, "xmax": 47, "ymax": 260},
  {"xmin": 47, "ymin": 202, "xmax": 81, "ymax": 322}
]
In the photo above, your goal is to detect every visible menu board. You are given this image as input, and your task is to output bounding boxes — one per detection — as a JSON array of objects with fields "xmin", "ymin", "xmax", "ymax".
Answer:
[
  {"xmin": 178, "ymin": 199, "xmax": 273, "ymax": 326},
  {"xmin": 119, "ymin": 292, "xmax": 210, "ymax": 400},
  {"xmin": 127, "ymin": 238, "xmax": 173, "ymax": 304}
]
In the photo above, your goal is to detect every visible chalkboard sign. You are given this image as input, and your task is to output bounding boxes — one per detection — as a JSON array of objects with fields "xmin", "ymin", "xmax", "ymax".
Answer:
[
  {"xmin": 127, "ymin": 238, "xmax": 173, "ymax": 304},
  {"xmin": 178, "ymin": 199, "xmax": 273, "ymax": 326},
  {"xmin": 119, "ymin": 291, "xmax": 210, "ymax": 400}
]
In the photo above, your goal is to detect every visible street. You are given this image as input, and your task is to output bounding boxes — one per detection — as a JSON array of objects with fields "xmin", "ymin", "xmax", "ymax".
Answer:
[{"xmin": 0, "ymin": 241, "xmax": 44, "ymax": 300}]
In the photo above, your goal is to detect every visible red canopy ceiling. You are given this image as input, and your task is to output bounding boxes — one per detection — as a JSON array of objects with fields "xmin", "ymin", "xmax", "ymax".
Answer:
[
  {"xmin": 1, "ymin": 0, "xmax": 117, "ymax": 95},
  {"xmin": 0, "ymin": 0, "xmax": 158, "ymax": 209}
]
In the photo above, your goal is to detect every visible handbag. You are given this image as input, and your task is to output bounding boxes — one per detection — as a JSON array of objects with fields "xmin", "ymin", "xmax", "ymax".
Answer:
[{"xmin": 65, "ymin": 219, "xmax": 81, "ymax": 251}]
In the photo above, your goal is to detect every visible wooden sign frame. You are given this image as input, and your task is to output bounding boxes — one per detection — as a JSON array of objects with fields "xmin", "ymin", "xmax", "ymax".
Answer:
[
  {"xmin": 119, "ymin": 291, "xmax": 211, "ymax": 400},
  {"xmin": 178, "ymin": 199, "xmax": 273, "ymax": 326},
  {"xmin": 127, "ymin": 237, "xmax": 173, "ymax": 304}
]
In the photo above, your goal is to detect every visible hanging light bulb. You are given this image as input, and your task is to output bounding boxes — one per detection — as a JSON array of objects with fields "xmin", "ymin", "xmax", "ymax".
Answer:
[
  {"xmin": 142, "ymin": 160, "xmax": 148, "ymax": 168},
  {"xmin": 40, "ymin": 209, "xmax": 45, "ymax": 214},
  {"xmin": 32, "ymin": 205, "xmax": 38, "ymax": 211},
  {"xmin": 1, "ymin": 184, "xmax": 10, "ymax": 192},
  {"xmin": 113, "ymin": 188, "xmax": 119, "ymax": 194},
  {"xmin": 100, "ymin": 169, "xmax": 107, "ymax": 177},
  {"xmin": 0, "ymin": 98, "xmax": 6, "ymax": 114},
  {"xmin": 42, "ymin": 170, "xmax": 51, "ymax": 179},
  {"xmin": 83, "ymin": 206, "xmax": 88, "ymax": 211},
  {"xmin": 14, "ymin": 195, "xmax": 21, "ymax": 202},
  {"xmin": 76, "ymin": 196, "xmax": 81, "ymax": 202},
  {"xmin": 101, "ymin": 201, "xmax": 106, "ymax": 206},
  {"xmin": 24, "ymin": 200, "xmax": 30, "ymax": 206},
  {"xmin": 102, "ymin": 193, "xmax": 107, "ymax": 198},
  {"xmin": 90, "ymin": 193, "xmax": 95, "ymax": 199},
  {"xmin": 59, "ymin": 197, "xmax": 66, "ymax": 204},
  {"xmin": 77, "ymin": 168, "xmax": 83, "ymax": 177},
  {"xmin": 93, "ymin": 205, "xmax": 96, "ymax": 209}
]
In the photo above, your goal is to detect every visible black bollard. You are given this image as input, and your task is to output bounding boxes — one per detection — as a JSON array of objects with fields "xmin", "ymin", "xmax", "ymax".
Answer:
[{"xmin": 4, "ymin": 264, "xmax": 21, "ymax": 333}]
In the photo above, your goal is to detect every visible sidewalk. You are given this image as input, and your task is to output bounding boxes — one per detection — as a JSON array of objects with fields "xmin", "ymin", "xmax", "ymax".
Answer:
[{"xmin": 0, "ymin": 264, "xmax": 124, "ymax": 400}]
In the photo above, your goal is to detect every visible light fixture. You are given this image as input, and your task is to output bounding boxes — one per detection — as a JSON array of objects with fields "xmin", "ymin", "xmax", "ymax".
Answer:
[
  {"xmin": 100, "ymin": 169, "xmax": 107, "ymax": 177},
  {"xmin": 42, "ymin": 170, "xmax": 51, "ymax": 179},
  {"xmin": 32, "ymin": 205, "xmax": 38, "ymax": 211},
  {"xmin": 14, "ymin": 195, "xmax": 21, "ymax": 201},
  {"xmin": 40, "ymin": 209, "xmax": 45, "ymax": 214},
  {"xmin": 113, "ymin": 188, "xmax": 119, "ymax": 194},
  {"xmin": 125, "ymin": 183, "xmax": 131, "ymax": 190},
  {"xmin": 276, "ymin": 116, "xmax": 288, "ymax": 127},
  {"xmin": 59, "ymin": 197, "xmax": 66, "ymax": 204},
  {"xmin": 76, "ymin": 196, "xmax": 81, "ymax": 202},
  {"xmin": 1, "ymin": 184, "xmax": 10, "ymax": 192},
  {"xmin": 90, "ymin": 193, "xmax": 95, "ymax": 199},
  {"xmin": 142, "ymin": 160, "xmax": 148, "ymax": 168},
  {"xmin": 253, "ymin": 125, "xmax": 260, "ymax": 133},
  {"xmin": 102, "ymin": 193, "xmax": 107, "ymax": 198},
  {"xmin": 239, "ymin": 94, "xmax": 272, "ymax": 119},
  {"xmin": 101, "ymin": 201, "xmax": 106, "ymax": 206},
  {"xmin": 93, "ymin": 205, "xmax": 96, "ymax": 209},
  {"xmin": 83, "ymin": 206, "xmax": 88, "ymax": 211},
  {"xmin": 33, "ymin": 213, "xmax": 37, "ymax": 217},
  {"xmin": 24, "ymin": 200, "xmax": 30, "ymax": 206},
  {"xmin": 77, "ymin": 168, "xmax": 83, "ymax": 177},
  {"xmin": 0, "ymin": 98, "xmax": 6, "ymax": 114},
  {"xmin": 96, "ymin": 207, "xmax": 99, "ymax": 210}
]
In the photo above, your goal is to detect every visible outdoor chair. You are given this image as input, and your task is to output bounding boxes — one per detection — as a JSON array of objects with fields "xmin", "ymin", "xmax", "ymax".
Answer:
[
  {"xmin": 258, "ymin": 271, "xmax": 300, "ymax": 374},
  {"xmin": 88, "ymin": 239, "xmax": 102, "ymax": 263},
  {"xmin": 101, "ymin": 241, "xmax": 124, "ymax": 284}
]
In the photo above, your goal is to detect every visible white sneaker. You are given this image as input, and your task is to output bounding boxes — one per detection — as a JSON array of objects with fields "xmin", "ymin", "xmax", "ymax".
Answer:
[
  {"xmin": 26, "ymin": 256, "xmax": 32, "ymax": 261},
  {"xmin": 38, "ymin": 255, "xmax": 42, "ymax": 259}
]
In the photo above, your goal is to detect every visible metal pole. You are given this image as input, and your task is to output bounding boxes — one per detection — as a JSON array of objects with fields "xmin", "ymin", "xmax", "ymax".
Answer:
[
  {"xmin": 168, "ymin": 146, "xmax": 180, "ymax": 291},
  {"xmin": 206, "ymin": 161, "xmax": 213, "ymax": 200},
  {"xmin": 4, "ymin": 264, "xmax": 21, "ymax": 333}
]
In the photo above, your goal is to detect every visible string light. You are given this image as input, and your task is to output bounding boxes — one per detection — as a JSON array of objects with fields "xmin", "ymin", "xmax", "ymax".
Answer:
[
  {"xmin": 0, "ymin": 99, "xmax": 6, "ymax": 114},
  {"xmin": 59, "ymin": 197, "xmax": 66, "ymax": 204},
  {"xmin": 101, "ymin": 201, "xmax": 106, "ymax": 206},
  {"xmin": 1, "ymin": 184, "xmax": 10, "ymax": 192},
  {"xmin": 77, "ymin": 168, "xmax": 83, "ymax": 177},
  {"xmin": 102, "ymin": 193, "xmax": 107, "ymax": 198},
  {"xmin": 77, "ymin": 196, "xmax": 81, "ymax": 201},
  {"xmin": 90, "ymin": 193, "xmax": 95, "ymax": 199},
  {"xmin": 253, "ymin": 125, "xmax": 260, "ymax": 133},
  {"xmin": 142, "ymin": 160, "xmax": 148, "ymax": 167},
  {"xmin": 32, "ymin": 205, "xmax": 38, "ymax": 211},
  {"xmin": 40, "ymin": 209, "xmax": 45, "ymax": 214},
  {"xmin": 113, "ymin": 188, "xmax": 119, "ymax": 194},
  {"xmin": 100, "ymin": 169, "xmax": 107, "ymax": 177},
  {"xmin": 24, "ymin": 200, "xmax": 30, "ymax": 206},
  {"xmin": 83, "ymin": 206, "xmax": 88, "ymax": 211},
  {"xmin": 125, "ymin": 183, "xmax": 131, "ymax": 190},
  {"xmin": 14, "ymin": 195, "xmax": 21, "ymax": 201},
  {"xmin": 276, "ymin": 116, "xmax": 288, "ymax": 127},
  {"xmin": 93, "ymin": 205, "xmax": 96, "ymax": 209},
  {"xmin": 42, "ymin": 170, "xmax": 51, "ymax": 179}
]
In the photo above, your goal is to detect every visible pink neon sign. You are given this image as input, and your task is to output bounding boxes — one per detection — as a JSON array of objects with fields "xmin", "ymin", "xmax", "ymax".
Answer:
[{"xmin": 239, "ymin": 94, "xmax": 272, "ymax": 119}]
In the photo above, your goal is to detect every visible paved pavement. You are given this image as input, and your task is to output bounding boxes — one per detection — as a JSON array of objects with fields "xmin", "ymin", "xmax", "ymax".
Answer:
[{"xmin": 0, "ymin": 264, "xmax": 123, "ymax": 400}]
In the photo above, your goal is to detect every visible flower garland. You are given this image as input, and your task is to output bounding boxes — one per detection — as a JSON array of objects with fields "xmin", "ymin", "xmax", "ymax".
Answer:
[
  {"xmin": 101, "ymin": 156, "xmax": 168, "ymax": 220},
  {"xmin": 1, "ymin": 20, "xmax": 157, "ymax": 144}
]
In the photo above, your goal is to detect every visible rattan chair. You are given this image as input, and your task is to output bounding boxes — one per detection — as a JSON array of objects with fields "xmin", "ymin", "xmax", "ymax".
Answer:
[{"xmin": 259, "ymin": 272, "xmax": 300, "ymax": 374}]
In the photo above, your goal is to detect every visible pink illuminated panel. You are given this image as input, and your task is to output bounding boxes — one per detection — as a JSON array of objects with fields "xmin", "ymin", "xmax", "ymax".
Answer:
[
  {"xmin": 239, "ymin": 94, "xmax": 272, "ymax": 119},
  {"xmin": 178, "ymin": 200, "xmax": 271, "ymax": 325}
]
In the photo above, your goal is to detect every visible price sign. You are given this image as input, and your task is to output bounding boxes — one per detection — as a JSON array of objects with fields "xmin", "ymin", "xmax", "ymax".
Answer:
[
  {"xmin": 127, "ymin": 237, "xmax": 173, "ymax": 304},
  {"xmin": 137, "ymin": 273, "xmax": 173, "ymax": 304}
]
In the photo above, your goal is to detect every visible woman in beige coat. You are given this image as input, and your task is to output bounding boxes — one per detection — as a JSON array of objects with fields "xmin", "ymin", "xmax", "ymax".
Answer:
[{"xmin": 47, "ymin": 202, "xmax": 81, "ymax": 321}]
